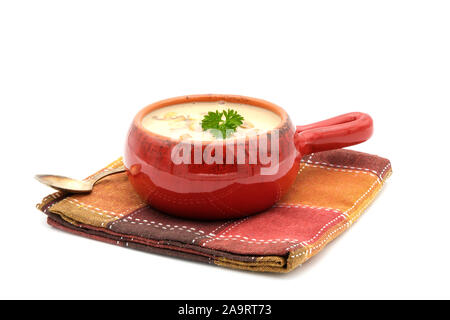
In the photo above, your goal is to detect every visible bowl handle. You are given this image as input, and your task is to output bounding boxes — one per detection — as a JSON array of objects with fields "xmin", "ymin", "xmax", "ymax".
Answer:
[{"xmin": 295, "ymin": 112, "xmax": 373, "ymax": 155}]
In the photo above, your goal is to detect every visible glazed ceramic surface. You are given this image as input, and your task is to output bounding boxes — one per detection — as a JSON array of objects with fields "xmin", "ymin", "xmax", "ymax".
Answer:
[{"xmin": 125, "ymin": 94, "xmax": 373, "ymax": 220}]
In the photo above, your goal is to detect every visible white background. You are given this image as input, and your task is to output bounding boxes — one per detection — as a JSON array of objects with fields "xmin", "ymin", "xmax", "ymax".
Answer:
[{"xmin": 1, "ymin": 0, "xmax": 449, "ymax": 299}]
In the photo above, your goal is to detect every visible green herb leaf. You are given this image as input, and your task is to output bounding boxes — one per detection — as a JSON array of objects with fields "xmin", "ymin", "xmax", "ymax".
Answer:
[{"xmin": 201, "ymin": 108, "xmax": 244, "ymax": 139}]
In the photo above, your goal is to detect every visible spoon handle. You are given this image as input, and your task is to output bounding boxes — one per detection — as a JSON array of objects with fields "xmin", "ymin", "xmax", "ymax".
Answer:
[{"xmin": 87, "ymin": 166, "xmax": 126, "ymax": 183}]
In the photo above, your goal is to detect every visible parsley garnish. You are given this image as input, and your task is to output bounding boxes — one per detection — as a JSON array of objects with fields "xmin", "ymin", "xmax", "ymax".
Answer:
[{"xmin": 201, "ymin": 109, "xmax": 244, "ymax": 139}]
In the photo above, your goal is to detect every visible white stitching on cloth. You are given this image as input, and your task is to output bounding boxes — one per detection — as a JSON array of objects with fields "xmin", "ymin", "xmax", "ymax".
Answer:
[
  {"xmin": 302, "ymin": 159, "xmax": 391, "ymax": 182},
  {"xmin": 108, "ymin": 205, "xmax": 207, "ymax": 236},
  {"xmin": 60, "ymin": 199, "xmax": 116, "ymax": 219},
  {"xmin": 120, "ymin": 219, "xmax": 205, "ymax": 236},
  {"xmin": 198, "ymin": 203, "xmax": 343, "ymax": 245},
  {"xmin": 273, "ymin": 203, "xmax": 341, "ymax": 213},
  {"xmin": 202, "ymin": 236, "xmax": 300, "ymax": 245},
  {"xmin": 44, "ymin": 198, "xmax": 61, "ymax": 214},
  {"xmin": 286, "ymin": 162, "xmax": 391, "ymax": 253},
  {"xmin": 63, "ymin": 198, "xmax": 144, "ymax": 219},
  {"xmin": 65, "ymin": 198, "xmax": 123, "ymax": 217},
  {"xmin": 378, "ymin": 162, "xmax": 391, "ymax": 178},
  {"xmin": 296, "ymin": 154, "xmax": 314, "ymax": 176},
  {"xmin": 201, "ymin": 217, "xmax": 249, "ymax": 247},
  {"xmin": 302, "ymin": 159, "xmax": 379, "ymax": 175},
  {"xmin": 108, "ymin": 206, "xmax": 149, "ymax": 229},
  {"xmin": 191, "ymin": 221, "xmax": 232, "ymax": 244},
  {"xmin": 290, "ymin": 184, "xmax": 378, "ymax": 259},
  {"xmin": 303, "ymin": 163, "xmax": 380, "ymax": 182}
]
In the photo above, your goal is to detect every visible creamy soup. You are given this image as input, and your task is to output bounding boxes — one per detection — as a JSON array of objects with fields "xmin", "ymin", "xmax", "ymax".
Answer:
[{"xmin": 142, "ymin": 101, "xmax": 281, "ymax": 141}]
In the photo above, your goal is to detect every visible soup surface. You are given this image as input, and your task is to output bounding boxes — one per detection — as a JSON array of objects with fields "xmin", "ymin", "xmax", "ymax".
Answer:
[{"xmin": 141, "ymin": 101, "xmax": 281, "ymax": 141}]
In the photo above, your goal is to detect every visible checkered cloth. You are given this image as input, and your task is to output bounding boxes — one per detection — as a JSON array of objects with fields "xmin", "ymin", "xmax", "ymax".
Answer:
[{"xmin": 37, "ymin": 149, "xmax": 391, "ymax": 273}]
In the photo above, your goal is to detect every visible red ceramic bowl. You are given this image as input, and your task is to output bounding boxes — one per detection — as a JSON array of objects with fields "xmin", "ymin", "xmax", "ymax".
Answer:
[{"xmin": 125, "ymin": 94, "xmax": 373, "ymax": 220}]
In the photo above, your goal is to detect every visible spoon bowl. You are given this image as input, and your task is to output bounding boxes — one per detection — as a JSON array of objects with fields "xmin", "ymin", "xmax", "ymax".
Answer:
[
  {"xmin": 34, "ymin": 166, "xmax": 125, "ymax": 193},
  {"xmin": 34, "ymin": 174, "xmax": 93, "ymax": 193}
]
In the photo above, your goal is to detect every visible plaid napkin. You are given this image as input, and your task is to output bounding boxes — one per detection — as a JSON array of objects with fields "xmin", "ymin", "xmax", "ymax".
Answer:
[{"xmin": 37, "ymin": 149, "xmax": 391, "ymax": 273}]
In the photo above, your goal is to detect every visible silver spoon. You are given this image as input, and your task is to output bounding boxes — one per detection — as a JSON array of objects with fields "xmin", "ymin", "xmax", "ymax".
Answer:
[{"xmin": 35, "ymin": 166, "xmax": 126, "ymax": 193}]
